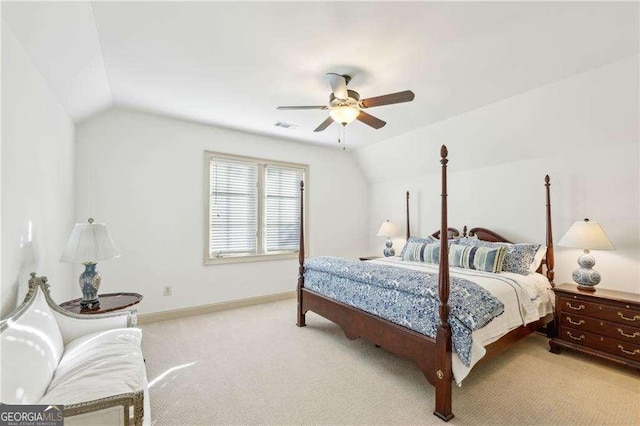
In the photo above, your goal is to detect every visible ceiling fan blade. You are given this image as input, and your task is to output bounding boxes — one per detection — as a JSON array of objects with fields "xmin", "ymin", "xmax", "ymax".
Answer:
[
  {"xmin": 326, "ymin": 73, "xmax": 348, "ymax": 100},
  {"xmin": 277, "ymin": 106, "xmax": 328, "ymax": 110},
  {"xmin": 356, "ymin": 111, "xmax": 386, "ymax": 129},
  {"xmin": 313, "ymin": 116, "xmax": 334, "ymax": 132},
  {"xmin": 359, "ymin": 90, "xmax": 415, "ymax": 108}
]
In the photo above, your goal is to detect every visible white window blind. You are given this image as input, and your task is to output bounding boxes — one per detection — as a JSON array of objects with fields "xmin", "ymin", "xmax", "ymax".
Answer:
[
  {"xmin": 209, "ymin": 158, "xmax": 258, "ymax": 257},
  {"xmin": 205, "ymin": 151, "xmax": 307, "ymax": 264},
  {"xmin": 265, "ymin": 165, "xmax": 304, "ymax": 253}
]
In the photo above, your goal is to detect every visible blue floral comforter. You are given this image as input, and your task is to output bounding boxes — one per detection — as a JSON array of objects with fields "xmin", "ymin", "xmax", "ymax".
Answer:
[{"xmin": 303, "ymin": 256, "xmax": 505, "ymax": 367}]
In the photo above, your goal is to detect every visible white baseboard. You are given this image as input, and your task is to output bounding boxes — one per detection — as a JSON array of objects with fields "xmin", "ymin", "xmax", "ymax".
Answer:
[{"xmin": 137, "ymin": 291, "xmax": 296, "ymax": 325}]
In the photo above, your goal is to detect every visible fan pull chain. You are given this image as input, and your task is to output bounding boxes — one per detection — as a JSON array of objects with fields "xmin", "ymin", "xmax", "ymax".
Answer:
[
  {"xmin": 342, "ymin": 125, "xmax": 346, "ymax": 151},
  {"xmin": 339, "ymin": 124, "xmax": 346, "ymax": 150}
]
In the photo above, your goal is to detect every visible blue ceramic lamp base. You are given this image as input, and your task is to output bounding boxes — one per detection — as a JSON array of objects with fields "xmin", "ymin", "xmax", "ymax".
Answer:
[
  {"xmin": 383, "ymin": 238, "xmax": 395, "ymax": 257},
  {"xmin": 572, "ymin": 250, "xmax": 601, "ymax": 292},
  {"xmin": 80, "ymin": 263, "xmax": 102, "ymax": 309}
]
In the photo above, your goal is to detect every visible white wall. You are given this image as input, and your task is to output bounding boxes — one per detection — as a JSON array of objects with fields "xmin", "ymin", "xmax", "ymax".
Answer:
[
  {"xmin": 1, "ymin": 24, "xmax": 76, "ymax": 317},
  {"xmin": 75, "ymin": 108, "xmax": 368, "ymax": 314},
  {"xmin": 355, "ymin": 57, "xmax": 640, "ymax": 294}
]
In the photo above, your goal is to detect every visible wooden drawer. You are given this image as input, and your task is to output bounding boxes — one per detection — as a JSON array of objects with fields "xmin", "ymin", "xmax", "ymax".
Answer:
[
  {"xmin": 560, "ymin": 312, "xmax": 640, "ymax": 345},
  {"xmin": 559, "ymin": 326, "xmax": 640, "ymax": 363},
  {"xmin": 558, "ymin": 296, "xmax": 640, "ymax": 326}
]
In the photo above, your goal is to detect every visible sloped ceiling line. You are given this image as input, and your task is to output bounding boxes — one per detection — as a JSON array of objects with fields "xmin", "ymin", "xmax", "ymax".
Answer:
[
  {"xmin": 89, "ymin": 0, "xmax": 114, "ymax": 106},
  {"xmin": 1, "ymin": 20, "xmax": 73, "ymax": 118}
]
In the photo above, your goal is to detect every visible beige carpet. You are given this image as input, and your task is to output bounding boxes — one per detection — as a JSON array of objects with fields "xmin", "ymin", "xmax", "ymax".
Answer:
[{"xmin": 141, "ymin": 299, "xmax": 640, "ymax": 425}]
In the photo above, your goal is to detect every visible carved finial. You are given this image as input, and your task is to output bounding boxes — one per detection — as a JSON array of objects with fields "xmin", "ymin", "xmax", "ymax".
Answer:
[
  {"xmin": 440, "ymin": 145, "xmax": 448, "ymax": 158},
  {"xmin": 28, "ymin": 273, "xmax": 37, "ymax": 289},
  {"xmin": 406, "ymin": 191, "xmax": 410, "ymax": 198},
  {"xmin": 463, "ymin": 225, "xmax": 468, "ymax": 237},
  {"xmin": 88, "ymin": 218, "xmax": 95, "ymax": 224},
  {"xmin": 545, "ymin": 175, "xmax": 550, "ymax": 185},
  {"xmin": 27, "ymin": 273, "xmax": 49, "ymax": 291},
  {"xmin": 300, "ymin": 181, "xmax": 304, "ymax": 189},
  {"xmin": 41, "ymin": 276, "xmax": 51, "ymax": 291}
]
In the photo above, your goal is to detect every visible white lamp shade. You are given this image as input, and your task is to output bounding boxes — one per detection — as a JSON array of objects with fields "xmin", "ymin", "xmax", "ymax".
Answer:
[
  {"xmin": 376, "ymin": 220, "xmax": 398, "ymax": 237},
  {"xmin": 558, "ymin": 219, "xmax": 615, "ymax": 250},
  {"xmin": 329, "ymin": 106, "xmax": 360, "ymax": 125},
  {"xmin": 60, "ymin": 219, "xmax": 121, "ymax": 263}
]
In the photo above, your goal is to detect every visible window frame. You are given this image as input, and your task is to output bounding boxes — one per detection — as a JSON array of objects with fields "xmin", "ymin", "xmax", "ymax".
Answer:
[{"xmin": 203, "ymin": 150, "xmax": 308, "ymax": 265}]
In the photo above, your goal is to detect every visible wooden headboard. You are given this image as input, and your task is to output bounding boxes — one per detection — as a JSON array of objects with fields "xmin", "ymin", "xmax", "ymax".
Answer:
[{"xmin": 404, "ymin": 175, "xmax": 555, "ymax": 284}]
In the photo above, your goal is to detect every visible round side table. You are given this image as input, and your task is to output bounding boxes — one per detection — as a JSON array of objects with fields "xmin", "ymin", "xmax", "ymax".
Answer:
[{"xmin": 59, "ymin": 292, "xmax": 143, "ymax": 314}]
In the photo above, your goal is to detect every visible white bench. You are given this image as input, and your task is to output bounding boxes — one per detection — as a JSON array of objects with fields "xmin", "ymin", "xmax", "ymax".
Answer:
[{"xmin": 1, "ymin": 273, "xmax": 150, "ymax": 426}]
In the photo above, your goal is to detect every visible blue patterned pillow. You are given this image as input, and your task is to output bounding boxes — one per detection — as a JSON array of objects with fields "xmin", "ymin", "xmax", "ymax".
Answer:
[
  {"xmin": 402, "ymin": 242, "xmax": 439, "ymax": 264},
  {"xmin": 449, "ymin": 244, "xmax": 507, "ymax": 273},
  {"xmin": 399, "ymin": 236, "xmax": 436, "ymax": 258},
  {"xmin": 503, "ymin": 244, "xmax": 541, "ymax": 275},
  {"xmin": 455, "ymin": 238, "xmax": 540, "ymax": 275}
]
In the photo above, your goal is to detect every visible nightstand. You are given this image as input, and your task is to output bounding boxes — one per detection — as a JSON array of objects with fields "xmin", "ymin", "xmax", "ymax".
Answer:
[
  {"xmin": 549, "ymin": 283, "xmax": 640, "ymax": 370},
  {"xmin": 359, "ymin": 256, "xmax": 381, "ymax": 261},
  {"xmin": 60, "ymin": 292, "xmax": 143, "ymax": 314}
]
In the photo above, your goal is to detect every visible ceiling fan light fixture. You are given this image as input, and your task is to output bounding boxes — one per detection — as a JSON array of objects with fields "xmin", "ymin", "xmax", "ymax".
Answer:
[
  {"xmin": 329, "ymin": 106, "xmax": 359, "ymax": 125},
  {"xmin": 276, "ymin": 73, "xmax": 413, "ymax": 133}
]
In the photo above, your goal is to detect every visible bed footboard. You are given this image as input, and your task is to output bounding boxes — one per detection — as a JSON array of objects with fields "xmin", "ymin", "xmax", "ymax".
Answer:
[{"xmin": 300, "ymin": 288, "xmax": 439, "ymax": 383}]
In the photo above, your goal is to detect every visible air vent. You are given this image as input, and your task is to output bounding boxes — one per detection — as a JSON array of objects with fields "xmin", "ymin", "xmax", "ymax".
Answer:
[{"xmin": 273, "ymin": 121, "xmax": 298, "ymax": 130}]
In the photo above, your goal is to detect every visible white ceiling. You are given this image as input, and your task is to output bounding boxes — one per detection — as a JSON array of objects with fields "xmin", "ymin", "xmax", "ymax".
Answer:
[{"xmin": 3, "ymin": 1, "xmax": 638, "ymax": 148}]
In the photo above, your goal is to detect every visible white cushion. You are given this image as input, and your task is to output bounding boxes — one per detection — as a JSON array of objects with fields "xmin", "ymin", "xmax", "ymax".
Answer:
[
  {"xmin": 53, "ymin": 308, "xmax": 132, "ymax": 345},
  {"xmin": 0, "ymin": 289, "xmax": 64, "ymax": 404},
  {"xmin": 39, "ymin": 328, "xmax": 145, "ymax": 405}
]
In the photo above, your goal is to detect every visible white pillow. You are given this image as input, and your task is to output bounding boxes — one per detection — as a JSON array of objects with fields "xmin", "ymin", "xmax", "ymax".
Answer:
[{"xmin": 529, "ymin": 245, "xmax": 547, "ymax": 273}]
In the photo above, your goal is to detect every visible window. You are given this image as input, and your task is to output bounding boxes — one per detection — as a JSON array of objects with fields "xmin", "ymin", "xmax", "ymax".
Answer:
[{"xmin": 204, "ymin": 151, "xmax": 307, "ymax": 264}]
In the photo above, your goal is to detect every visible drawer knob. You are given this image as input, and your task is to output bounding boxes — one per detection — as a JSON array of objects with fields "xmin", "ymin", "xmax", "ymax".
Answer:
[
  {"xmin": 617, "ymin": 312, "xmax": 640, "ymax": 322},
  {"xmin": 567, "ymin": 331, "xmax": 585, "ymax": 341},
  {"xmin": 617, "ymin": 328, "xmax": 640, "ymax": 339},
  {"xmin": 618, "ymin": 345, "xmax": 640, "ymax": 356},
  {"xmin": 566, "ymin": 302, "xmax": 585, "ymax": 311},
  {"xmin": 567, "ymin": 317, "xmax": 585, "ymax": 326}
]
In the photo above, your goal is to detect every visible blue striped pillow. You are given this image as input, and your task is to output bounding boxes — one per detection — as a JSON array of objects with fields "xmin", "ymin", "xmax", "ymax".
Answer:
[
  {"xmin": 455, "ymin": 238, "xmax": 540, "ymax": 275},
  {"xmin": 402, "ymin": 242, "xmax": 440, "ymax": 264},
  {"xmin": 448, "ymin": 244, "xmax": 507, "ymax": 273},
  {"xmin": 399, "ymin": 236, "xmax": 436, "ymax": 258}
]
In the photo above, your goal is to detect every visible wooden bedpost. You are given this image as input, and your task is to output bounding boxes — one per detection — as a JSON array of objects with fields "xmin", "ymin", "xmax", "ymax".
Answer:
[
  {"xmin": 545, "ymin": 175, "xmax": 555, "ymax": 286},
  {"xmin": 297, "ymin": 180, "xmax": 306, "ymax": 327},
  {"xmin": 434, "ymin": 145, "xmax": 454, "ymax": 422},
  {"xmin": 406, "ymin": 191, "xmax": 411, "ymax": 239}
]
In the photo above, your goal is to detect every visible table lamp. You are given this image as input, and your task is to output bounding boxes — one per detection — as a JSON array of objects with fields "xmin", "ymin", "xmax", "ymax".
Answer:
[
  {"xmin": 377, "ymin": 220, "xmax": 398, "ymax": 257},
  {"xmin": 558, "ymin": 218, "xmax": 614, "ymax": 292},
  {"xmin": 60, "ymin": 218, "xmax": 120, "ymax": 308}
]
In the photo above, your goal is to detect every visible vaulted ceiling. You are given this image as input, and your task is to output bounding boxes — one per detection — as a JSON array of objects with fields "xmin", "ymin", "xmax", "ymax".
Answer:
[{"xmin": 3, "ymin": 1, "xmax": 638, "ymax": 148}]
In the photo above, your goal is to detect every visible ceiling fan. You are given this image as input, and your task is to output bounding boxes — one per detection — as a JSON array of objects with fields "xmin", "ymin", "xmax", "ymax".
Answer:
[{"xmin": 277, "ymin": 73, "xmax": 415, "ymax": 133}]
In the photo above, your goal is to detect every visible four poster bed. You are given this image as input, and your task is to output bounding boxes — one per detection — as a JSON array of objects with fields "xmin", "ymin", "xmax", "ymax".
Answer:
[{"xmin": 295, "ymin": 145, "xmax": 555, "ymax": 421}]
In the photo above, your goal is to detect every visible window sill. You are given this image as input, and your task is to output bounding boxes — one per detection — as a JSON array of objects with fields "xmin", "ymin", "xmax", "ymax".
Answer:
[{"xmin": 204, "ymin": 251, "xmax": 299, "ymax": 265}]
